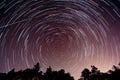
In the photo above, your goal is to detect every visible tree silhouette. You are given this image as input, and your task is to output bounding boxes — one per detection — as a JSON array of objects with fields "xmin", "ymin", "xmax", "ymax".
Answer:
[
  {"xmin": 81, "ymin": 68, "xmax": 90, "ymax": 80},
  {"xmin": 1, "ymin": 63, "xmax": 120, "ymax": 80},
  {"xmin": 110, "ymin": 64, "xmax": 120, "ymax": 80},
  {"xmin": 79, "ymin": 63, "xmax": 120, "ymax": 80},
  {"xmin": 33, "ymin": 62, "xmax": 40, "ymax": 72},
  {"xmin": 91, "ymin": 65, "xmax": 98, "ymax": 74}
]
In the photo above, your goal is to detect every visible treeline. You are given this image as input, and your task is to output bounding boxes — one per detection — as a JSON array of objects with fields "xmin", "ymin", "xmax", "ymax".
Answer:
[
  {"xmin": 0, "ymin": 63, "xmax": 74, "ymax": 80},
  {"xmin": 0, "ymin": 63, "xmax": 120, "ymax": 80},
  {"xmin": 79, "ymin": 64, "xmax": 120, "ymax": 80}
]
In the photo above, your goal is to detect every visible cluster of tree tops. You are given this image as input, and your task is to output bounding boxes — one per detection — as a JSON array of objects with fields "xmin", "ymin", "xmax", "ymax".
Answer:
[
  {"xmin": 0, "ymin": 63, "xmax": 74, "ymax": 80},
  {"xmin": 79, "ymin": 63, "xmax": 120, "ymax": 80},
  {"xmin": 0, "ymin": 63, "xmax": 120, "ymax": 80}
]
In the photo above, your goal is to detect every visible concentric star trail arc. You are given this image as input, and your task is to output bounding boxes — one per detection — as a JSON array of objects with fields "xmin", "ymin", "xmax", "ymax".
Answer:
[{"xmin": 0, "ymin": 0, "xmax": 120, "ymax": 80}]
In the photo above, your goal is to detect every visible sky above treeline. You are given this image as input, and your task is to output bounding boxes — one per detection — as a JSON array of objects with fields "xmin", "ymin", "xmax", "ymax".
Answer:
[{"xmin": 0, "ymin": 0, "xmax": 120, "ymax": 79}]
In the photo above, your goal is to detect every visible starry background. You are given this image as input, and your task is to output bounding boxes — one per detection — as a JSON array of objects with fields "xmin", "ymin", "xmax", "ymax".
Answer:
[{"xmin": 0, "ymin": 0, "xmax": 120, "ymax": 79}]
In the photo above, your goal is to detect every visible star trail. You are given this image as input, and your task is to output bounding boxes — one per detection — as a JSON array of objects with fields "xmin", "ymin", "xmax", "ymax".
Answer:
[{"xmin": 0, "ymin": 0, "xmax": 120, "ymax": 79}]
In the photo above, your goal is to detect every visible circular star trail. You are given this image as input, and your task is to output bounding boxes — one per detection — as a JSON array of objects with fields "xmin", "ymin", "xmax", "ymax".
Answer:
[{"xmin": 0, "ymin": 0, "xmax": 120, "ymax": 79}]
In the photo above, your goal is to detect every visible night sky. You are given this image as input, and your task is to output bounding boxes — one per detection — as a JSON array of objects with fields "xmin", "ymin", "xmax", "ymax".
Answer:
[{"xmin": 0, "ymin": 0, "xmax": 120, "ymax": 79}]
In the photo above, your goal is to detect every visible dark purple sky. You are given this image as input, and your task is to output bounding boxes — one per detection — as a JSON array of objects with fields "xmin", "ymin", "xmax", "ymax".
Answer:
[{"xmin": 0, "ymin": 0, "xmax": 120, "ymax": 79}]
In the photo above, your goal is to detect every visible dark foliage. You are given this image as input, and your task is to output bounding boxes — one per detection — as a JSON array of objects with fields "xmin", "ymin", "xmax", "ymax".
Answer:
[
  {"xmin": 0, "ymin": 63, "xmax": 120, "ymax": 80},
  {"xmin": 79, "ymin": 63, "xmax": 120, "ymax": 80},
  {"xmin": 0, "ymin": 62, "xmax": 74, "ymax": 80}
]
